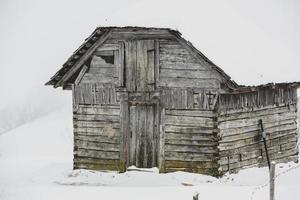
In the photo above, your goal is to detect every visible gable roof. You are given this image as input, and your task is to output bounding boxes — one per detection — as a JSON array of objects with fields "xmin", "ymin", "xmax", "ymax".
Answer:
[{"xmin": 45, "ymin": 26, "xmax": 239, "ymax": 89}]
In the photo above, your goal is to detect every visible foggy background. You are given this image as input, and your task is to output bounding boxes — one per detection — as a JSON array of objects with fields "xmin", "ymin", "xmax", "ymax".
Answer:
[{"xmin": 0, "ymin": 0, "xmax": 299, "ymax": 133}]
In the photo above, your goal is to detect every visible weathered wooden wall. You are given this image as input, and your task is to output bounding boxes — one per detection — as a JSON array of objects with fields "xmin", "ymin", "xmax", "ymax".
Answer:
[
  {"xmin": 218, "ymin": 104, "xmax": 298, "ymax": 173},
  {"xmin": 73, "ymin": 104, "xmax": 122, "ymax": 171},
  {"xmin": 161, "ymin": 109, "xmax": 219, "ymax": 175},
  {"xmin": 70, "ymin": 29, "xmax": 299, "ymax": 176}
]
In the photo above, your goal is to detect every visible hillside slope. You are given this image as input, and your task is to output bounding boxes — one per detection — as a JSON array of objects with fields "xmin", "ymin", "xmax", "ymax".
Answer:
[{"xmin": 0, "ymin": 107, "xmax": 299, "ymax": 200}]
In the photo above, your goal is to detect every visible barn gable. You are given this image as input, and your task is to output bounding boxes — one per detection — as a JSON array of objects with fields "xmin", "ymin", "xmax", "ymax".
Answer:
[{"xmin": 45, "ymin": 27, "xmax": 238, "ymax": 90}]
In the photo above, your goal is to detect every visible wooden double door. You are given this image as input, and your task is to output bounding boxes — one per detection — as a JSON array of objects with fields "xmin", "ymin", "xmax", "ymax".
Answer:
[
  {"xmin": 128, "ymin": 102, "xmax": 159, "ymax": 168},
  {"xmin": 123, "ymin": 39, "xmax": 160, "ymax": 168}
]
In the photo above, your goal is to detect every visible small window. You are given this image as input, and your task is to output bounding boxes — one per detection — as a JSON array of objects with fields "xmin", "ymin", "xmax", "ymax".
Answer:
[{"xmin": 93, "ymin": 50, "xmax": 114, "ymax": 64}]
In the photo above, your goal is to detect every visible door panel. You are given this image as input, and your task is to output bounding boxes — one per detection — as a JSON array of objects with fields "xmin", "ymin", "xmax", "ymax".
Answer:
[
  {"xmin": 129, "ymin": 104, "xmax": 158, "ymax": 168},
  {"xmin": 125, "ymin": 40, "xmax": 155, "ymax": 92}
]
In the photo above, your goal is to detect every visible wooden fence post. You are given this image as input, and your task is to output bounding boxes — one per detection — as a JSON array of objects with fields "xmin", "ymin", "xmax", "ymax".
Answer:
[{"xmin": 270, "ymin": 162, "xmax": 276, "ymax": 200}]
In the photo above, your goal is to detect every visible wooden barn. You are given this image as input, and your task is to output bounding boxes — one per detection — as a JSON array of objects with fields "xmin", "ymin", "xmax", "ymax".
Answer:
[{"xmin": 46, "ymin": 27, "xmax": 299, "ymax": 176}]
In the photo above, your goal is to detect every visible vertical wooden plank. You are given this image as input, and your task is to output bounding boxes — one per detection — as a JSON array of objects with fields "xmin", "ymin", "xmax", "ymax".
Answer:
[
  {"xmin": 129, "ymin": 105, "xmax": 137, "ymax": 166},
  {"xmin": 154, "ymin": 40, "xmax": 160, "ymax": 88},
  {"xmin": 154, "ymin": 101, "xmax": 160, "ymax": 167},
  {"xmin": 120, "ymin": 92, "xmax": 129, "ymax": 172},
  {"xmin": 125, "ymin": 41, "xmax": 136, "ymax": 91},
  {"xmin": 118, "ymin": 42, "xmax": 125, "ymax": 87},
  {"xmin": 146, "ymin": 105, "xmax": 154, "ymax": 167},
  {"xmin": 137, "ymin": 40, "xmax": 155, "ymax": 91},
  {"xmin": 270, "ymin": 162, "xmax": 276, "ymax": 200},
  {"xmin": 159, "ymin": 108, "xmax": 165, "ymax": 172}
]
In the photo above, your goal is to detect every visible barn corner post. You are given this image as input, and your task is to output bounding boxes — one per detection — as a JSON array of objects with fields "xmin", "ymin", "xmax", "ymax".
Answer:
[
  {"xmin": 119, "ymin": 91, "xmax": 129, "ymax": 172},
  {"xmin": 158, "ymin": 107, "xmax": 166, "ymax": 173}
]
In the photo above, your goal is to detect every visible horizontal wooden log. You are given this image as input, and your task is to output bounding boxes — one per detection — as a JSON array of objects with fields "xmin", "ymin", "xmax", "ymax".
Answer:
[
  {"xmin": 160, "ymin": 52, "xmax": 198, "ymax": 63},
  {"xmin": 160, "ymin": 69, "xmax": 221, "ymax": 79},
  {"xmin": 219, "ymin": 104, "xmax": 296, "ymax": 116},
  {"xmin": 219, "ymin": 143, "xmax": 298, "ymax": 165},
  {"xmin": 164, "ymin": 151, "xmax": 217, "ymax": 162},
  {"xmin": 74, "ymin": 134, "xmax": 120, "ymax": 144},
  {"xmin": 74, "ymin": 148, "xmax": 119, "ymax": 160},
  {"xmin": 160, "ymin": 60, "xmax": 207, "ymax": 70},
  {"xmin": 219, "ymin": 133, "xmax": 297, "ymax": 151},
  {"xmin": 219, "ymin": 120, "xmax": 297, "ymax": 137},
  {"xmin": 165, "ymin": 144, "xmax": 217, "ymax": 154},
  {"xmin": 159, "ymin": 77, "xmax": 220, "ymax": 89},
  {"xmin": 165, "ymin": 125, "xmax": 217, "ymax": 134},
  {"xmin": 219, "ymin": 140, "xmax": 297, "ymax": 157},
  {"xmin": 73, "ymin": 114, "xmax": 120, "ymax": 122},
  {"xmin": 164, "ymin": 160, "xmax": 219, "ymax": 169},
  {"xmin": 165, "ymin": 138, "xmax": 218, "ymax": 146},
  {"xmin": 165, "ymin": 132, "xmax": 218, "ymax": 141},
  {"xmin": 74, "ymin": 140, "xmax": 120, "ymax": 152},
  {"xmin": 74, "ymin": 127, "xmax": 120, "ymax": 136},
  {"xmin": 74, "ymin": 120, "xmax": 120, "ymax": 129},
  {"xmin": 164, "ymin": 167, "xmax": 219, "ymax": 176},
  {"xmin": 165, "ymin": 115, "xmax": 215, "ymax": 127},
  {"xmin": 74, "ymin": 163, "xmax": 121, "ymax": 171},
  {"xmin": 218, "ymin": 104, "xmax": 297, "ymax": 122},
  {"xmin": 218, "ymin": 112, "xmax": 296, "ymax": 129},
  {"xmin": 74, "ymin": 156, "xmax": 120, "ymax": 165},
  {"xmin": 220, "ymin": 129, "xmax": 297, "ymax": 143},
  {"xmin": 165, "ymin": 109, "xmax": 215, "ymax": 118},
  {"xmin": 76, "ymin": 105, "xmax": 120, "ymax": 115},
  {"xmin": 219, "ymin": 151, "xmax": 298, "ymax": 172}
]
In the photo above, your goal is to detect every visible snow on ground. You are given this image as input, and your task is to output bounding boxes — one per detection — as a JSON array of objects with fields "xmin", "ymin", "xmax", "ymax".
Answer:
[{"xmin": 0, "ymin": 107, "xmax": 299, "ymax": 200}]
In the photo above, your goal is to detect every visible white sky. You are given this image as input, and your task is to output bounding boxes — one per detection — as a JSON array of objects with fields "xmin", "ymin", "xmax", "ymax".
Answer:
[{"xmin": 0, "ymin": 0, "xmax": 299, "ymax": 108}]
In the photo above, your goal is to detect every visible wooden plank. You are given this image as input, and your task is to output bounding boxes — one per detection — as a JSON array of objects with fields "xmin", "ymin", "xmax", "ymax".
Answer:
[
  {"xmin": 73, "ymin": 114, "xmax": 120, "ymax": 122},
  {"xmin": 119, "ymin": 93, "xmax": 129, "ymax": 171},
  {"xmin": 219, "ymin": 120, "xmax": 297, "ymax": 137},
  {"xmin": 165, "ymin": 125, "xmax": 216, "ymax": 134},
  {"xmin": 129, "ymin": 105, "xmax": 137, "ymax": 166},
  {"xmin": 218, "ymin": 112, "xmax": 296, "ymax": 129},
  {"xmin": 165, "ymin": 139, "xmax": 218, "ymax": 146},
  {"xmin": 125, "ymin": 41, "xmax": 137, "ymax": 91},
  {"xmin": 74, "ymin": 126, "xmax": 120, "ymax": 136},
  {"xmin": 119, "ymin": 41, "xmax": 125, "ymax": 87},
  {"xmin": 74, "ymin": 148, "xmax": 120, "ymax": 160},
  {"xmin": 164, "ymin": 151, "xmax": 217, "ymax": 162},
  {"xmin": 219, "ymin": 103, "xmax": 297, "ymax": 116},
  {"xmin": 158, "ymin": 77, "xmax": 220, "ymax": 89},
  {"xmin": 165, "ymin": 132, "xmax": 218, "ymax": 141},
  {"xmin": 73, "ymin": 163, "xmax": 121, "ymax": 171},
  {"xmin": 164, "ymin": 160, "xmax": 218, "ymax": 169},
  {"xmin": 155, "ymin": 40, "xmax": 160, "ymax": 86},
  {"xmin": 219, "ymin": 133, "xmax": 297, "ymax": 151},
  {"xmin": 74, "ymin": 120, "xmax": 120, "ymax": 128},
  {"xmin": 165, "ymin": 144, "xmax": 217, "ymax": 154},
  {"xmin": 165, "ymin": 115, "xmax": 215, "ymax": 127},
  {"xmin": 159, "ymin": 108, "xmax": 166, "ymax": 172},
  {"xmin": 160, "ymin": 60, "xmax": 207, "ymax": 70},
  {"xmin": 165, "ymin": 109, "xmax": 215, "ymax": 118},
  {"xmin": 219, "ymin": 149, "xmax": 298, "ymax": 171},
  {"xmin": 74, "ymin": 65, "xmax": 88, "ymax": 85},
  {"xmin": 74, "ymin": 134, "xmax": 120, "ymax": 144},
  {"xmin": 160, "ymin": 68, "xmax": 220, "ymax": 79},
  {"xmin": 96, "ymin": 43, "xmax": 120, "ymax": 51},
  {"xmin": 220, "ymin": 129, "xmax": 297, "ymax": 143},
  {"xmin": 74, "ymin": 140, "xmax": 119, "ymax": 152}
]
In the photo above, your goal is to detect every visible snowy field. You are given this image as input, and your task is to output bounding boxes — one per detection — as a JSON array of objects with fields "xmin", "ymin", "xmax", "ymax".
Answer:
[{"xmin": 0, "ymin": 107, "xmax": 299, "ymax": 200}]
